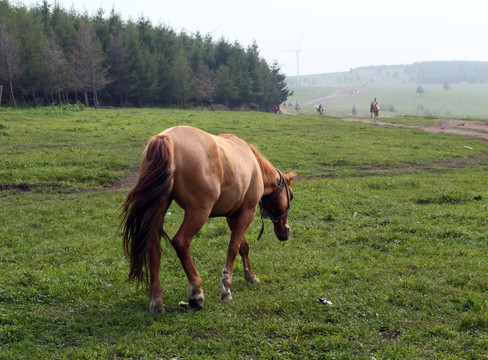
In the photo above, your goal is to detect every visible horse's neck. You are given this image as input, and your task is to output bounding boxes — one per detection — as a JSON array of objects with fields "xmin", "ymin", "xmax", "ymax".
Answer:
[{"xmin": 262, "ymin": 171, "xmax": 280, "ymax": 197}]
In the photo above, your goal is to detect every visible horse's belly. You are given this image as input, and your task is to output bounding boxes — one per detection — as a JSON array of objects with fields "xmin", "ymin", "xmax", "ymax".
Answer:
[{"xmin": 209, "ymin": 190, "xmax": 248, "ymax": 217}]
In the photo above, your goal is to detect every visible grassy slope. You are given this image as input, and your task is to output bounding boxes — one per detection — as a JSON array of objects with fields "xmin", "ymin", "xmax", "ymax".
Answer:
[
  {"xmin": 288, "ymin": 68, "xmax": 488, "ymax": 119},
  {"xmin": 1, "ymin": 108, "xmax": 487, "ymax": 359}
]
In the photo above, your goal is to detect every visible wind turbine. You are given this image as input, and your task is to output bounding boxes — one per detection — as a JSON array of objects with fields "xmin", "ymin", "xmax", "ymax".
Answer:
[
  {"xmin": 181, "ymin": 24, "xmax": 223, "ymax": 38},
  {"xmin": 281, "ymin": 33, "xmax": 304, "ymax": 76},
  {"xmin": 271, "ymin": 51, "xmax": 288, "ymax": 70},
  {"xmin": 208, "ymin": 24, "xmax": 223, "ymax": 36}
]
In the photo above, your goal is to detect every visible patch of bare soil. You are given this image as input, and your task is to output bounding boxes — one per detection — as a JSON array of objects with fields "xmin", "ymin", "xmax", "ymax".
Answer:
[
  {"xmin": 111, "ymin": 169, "xmax": 139, "ymax": 190},
  {"xmin": 64, "ymin": 168, "xmax": 139, "ymax": 194},
  {"xmin": 0, "ymin": 169, "xmax": 140, "ymax": 196},
  {"xmin": 80, "ymin": 169, "xmax": 139, "ymax": 193},
  {"xmin": 340, "ymin": 118, "xmax": 488, "ymax": 141}
]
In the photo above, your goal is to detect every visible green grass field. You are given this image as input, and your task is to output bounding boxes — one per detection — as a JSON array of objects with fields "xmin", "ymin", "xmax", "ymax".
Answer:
[{"xmin": 1, "ymin": 108, "xmax": 488, "ymax": 359}]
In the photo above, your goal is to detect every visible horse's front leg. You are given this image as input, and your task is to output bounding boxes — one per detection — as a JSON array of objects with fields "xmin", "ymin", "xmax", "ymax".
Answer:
[
  {"xmin": 239, "ymin": 237, "xmax": 260, "ymax": 286},
  {"xmin": 220, "ymin": 235, "xmax": 240, "ymax": 303},
  {"xmin": 221, "ymin": 212, "xmax": 255, "ymax": 303},
  {"xmin": 148, "ymin": 240, "xmax": 165, "ymax": 314}
]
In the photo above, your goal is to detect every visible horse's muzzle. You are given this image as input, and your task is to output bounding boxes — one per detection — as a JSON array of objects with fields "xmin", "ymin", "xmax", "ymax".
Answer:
[{"xmin": 275, "ymin": 225, "xmax": 290, "ymax": 241}]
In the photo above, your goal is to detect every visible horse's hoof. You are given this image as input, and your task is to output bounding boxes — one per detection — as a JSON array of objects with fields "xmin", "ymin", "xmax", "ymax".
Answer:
[
  {"xmin": 219, "ymin": 293, "xmax": 233, "ymax": 303},
  {"xmin": 250, "ymin": 277, "xmax": 261, "ymax": 286},
  {"xmin": 188, "ymin": 298, "xmax": 204, "ymax": 310},
  {"xmin": 149, "ymin": 304, "xmax": 166, "ymax": 315}
]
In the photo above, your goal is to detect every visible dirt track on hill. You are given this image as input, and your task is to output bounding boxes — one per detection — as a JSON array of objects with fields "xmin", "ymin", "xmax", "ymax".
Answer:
[
  {"xmin": 281, "ymin": 86, "xmax": 368, "ymax": 115},
  {"xmin": 302, "ymin": 87, "xmax": 369, "ymax": 106}
]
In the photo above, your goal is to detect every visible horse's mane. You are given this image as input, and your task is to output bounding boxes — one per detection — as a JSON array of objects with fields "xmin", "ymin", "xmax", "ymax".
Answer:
[
  {"xmin": 249, "ymin": 145, "xmax": 278, "ymax": 187},
  {"xmin": 219, "ymin": 133, "xmax": 278, "ymax": 187}
]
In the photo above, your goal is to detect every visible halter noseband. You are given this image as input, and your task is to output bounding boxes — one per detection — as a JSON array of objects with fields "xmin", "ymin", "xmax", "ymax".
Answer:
[{"xmin": 257, "ymin": 171, "xmax": 291, "ymax": 240}]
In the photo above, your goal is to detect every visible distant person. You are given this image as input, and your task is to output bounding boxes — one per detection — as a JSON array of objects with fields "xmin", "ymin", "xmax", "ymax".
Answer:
[
  {"xmin": 317, "ymin": 104, "xmax": 323, "ymax": 115},
  {"xmin": 370, "ymin": 98, "xmax": 379, "ymax": 119}
]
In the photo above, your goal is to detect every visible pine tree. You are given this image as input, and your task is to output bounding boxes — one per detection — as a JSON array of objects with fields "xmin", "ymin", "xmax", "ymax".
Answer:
[
  {"xmin": 215, "ymin": 64, "xmax": 238, "ymax": 108},
  {"xmin": 16, "ymin": 6, "xmax": 47, "ymax": 106},
  {"xmin": 108, "ymin": 23, "xmax": 128, "ymax": 105},
  {"xmin": 42, "ymin": 36, "xmax": 72, "ymax": 104},
  {"xmin": 247, "ymin": 43, "xmax": 265, "ymax": 108},
  {"xmin": 170, "ymin": 48, "xmax": 193, "ymax": 107}
]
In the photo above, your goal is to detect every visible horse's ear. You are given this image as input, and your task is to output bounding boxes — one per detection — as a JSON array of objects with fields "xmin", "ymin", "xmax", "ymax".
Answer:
[{"xmin": 285, "ymin": 172, "xmax": 297, "ymax": 185}]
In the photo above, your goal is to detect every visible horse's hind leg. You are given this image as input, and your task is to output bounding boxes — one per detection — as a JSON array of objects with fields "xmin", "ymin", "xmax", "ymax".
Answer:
[
  {"xmin": 171, "ymin": 211, "xmax": 209, "ymax": 310},
  {"xmin": 148, "ymin": 239, "xmax": 165, "ymax": 314}
]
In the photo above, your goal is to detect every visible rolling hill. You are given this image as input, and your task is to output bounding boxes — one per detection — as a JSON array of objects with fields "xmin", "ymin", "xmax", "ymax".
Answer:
[{"xmin": 285, "ymin": 61, "xmax": 488, "ymax": 119}]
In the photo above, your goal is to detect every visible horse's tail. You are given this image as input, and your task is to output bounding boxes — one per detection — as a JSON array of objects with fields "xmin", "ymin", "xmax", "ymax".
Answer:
[{"xmin": 120, "ymin": 134, "xmax": 174, "ymax": 285}]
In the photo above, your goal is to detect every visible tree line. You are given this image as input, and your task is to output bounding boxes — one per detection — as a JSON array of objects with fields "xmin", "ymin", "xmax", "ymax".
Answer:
[
  {"xmin": 357, "ymin": 61, "xmax": 488, "ymax": 84},
  {"xmin": 404, "ymin": 61, "xmax": 488, "ymax": 84},
  {"xmin": 0, "ymin": 1, "xmax": 291, "ymax": 110}
]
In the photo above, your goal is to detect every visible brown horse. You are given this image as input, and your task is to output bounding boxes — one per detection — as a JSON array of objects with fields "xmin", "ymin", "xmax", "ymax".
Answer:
[
  {"xmin": 121, "ymin": 126, "xmax": 296, "ymax": 314},
  {"xmin": 370, "ymin": 102, "xmax": 379, "ymax": 119}
]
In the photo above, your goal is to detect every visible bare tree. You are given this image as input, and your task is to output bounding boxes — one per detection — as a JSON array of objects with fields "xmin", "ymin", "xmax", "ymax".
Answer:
[
  {"xmin": 194, "ymin": 63, "xmax": 217, "ymax": 109},
  {"xmin": 0, "ymin": 16, "xmax": 23, "ymax": 108},
  {"xmin": 72, "ymin": 21, "xmax": 108, "ymax": 107}
]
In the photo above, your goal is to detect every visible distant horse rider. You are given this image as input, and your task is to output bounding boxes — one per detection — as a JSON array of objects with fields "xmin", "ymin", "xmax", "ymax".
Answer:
[
  {"xmin": 370, "ymin": 98, "xmax": 379, "ymax": 119},
  {"xmin": 317, "ymin": 104, "xmax": 324, "ymax": 115}
]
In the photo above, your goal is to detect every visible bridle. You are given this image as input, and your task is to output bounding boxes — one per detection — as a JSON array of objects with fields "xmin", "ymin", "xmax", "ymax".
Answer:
[{"xmin": 257, "ymin": 171, "xmax": 292, "ymax": 240}]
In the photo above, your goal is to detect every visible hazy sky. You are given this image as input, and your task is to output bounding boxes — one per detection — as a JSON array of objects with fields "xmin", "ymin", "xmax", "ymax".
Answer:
[{"xmin": 33, "ymin": 0, "xmax": 488, "ymax": 76}]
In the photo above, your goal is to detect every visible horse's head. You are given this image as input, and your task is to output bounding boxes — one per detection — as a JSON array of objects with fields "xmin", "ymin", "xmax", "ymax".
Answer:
[{"xmin": 260, "ymin": 171, "xmax": 296, "ymax": 241}]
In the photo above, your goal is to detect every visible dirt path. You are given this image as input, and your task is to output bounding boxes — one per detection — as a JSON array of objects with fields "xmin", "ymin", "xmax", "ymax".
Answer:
[
  {"xmin": 340, "ymin": 118, "xmax": 488, "ymax": 141},
  {"xmin": 281, "ymin": 87, "xmax": 368, "ymax": 115},
  {"xmin": 111, "ymin": 168, "xmax": 139, "ymax": 190},
  {"xmin": 303, "ymin": 87, "xmax": 369, "ymax": 107}
]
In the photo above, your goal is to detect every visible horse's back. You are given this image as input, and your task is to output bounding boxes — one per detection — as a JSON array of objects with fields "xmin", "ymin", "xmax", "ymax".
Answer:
[
  {"xmin": 161, "ymin": 126, "xmax": 263, "ymax": 216},
  {"xmin": 214, "ymin": 133, "xmax": 264, "ymax": 210}
]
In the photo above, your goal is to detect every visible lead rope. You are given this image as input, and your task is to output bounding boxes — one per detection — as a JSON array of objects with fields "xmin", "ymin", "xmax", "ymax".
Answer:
[
  {"xmin": 257, "ymin": 201, "xmax": 265, "ymax": 240},
  {"xmin": 257, "ymin": 171, "xmax": 284, "ymax": 241},
  {"xmin": 257, "ymin": 170, "xmax": 293, "ymax": 241}
]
